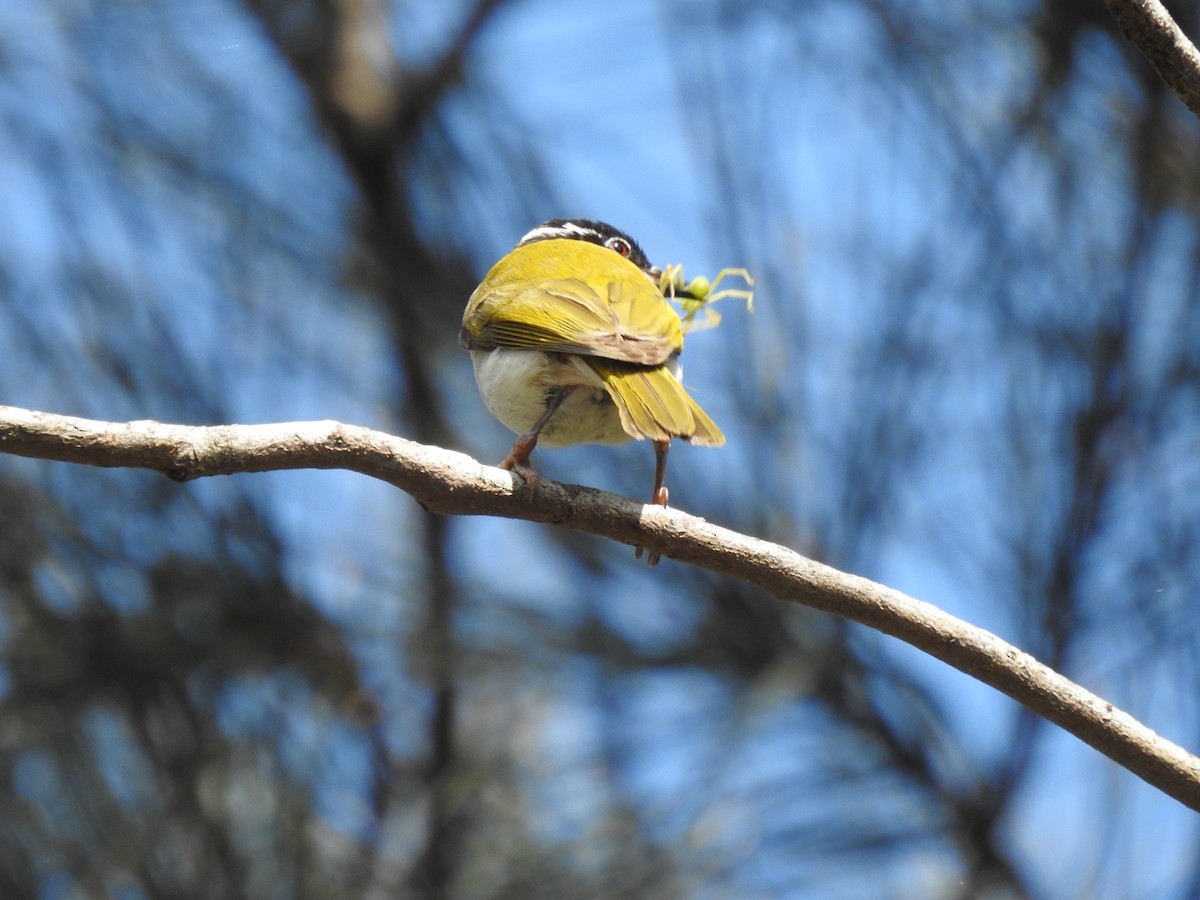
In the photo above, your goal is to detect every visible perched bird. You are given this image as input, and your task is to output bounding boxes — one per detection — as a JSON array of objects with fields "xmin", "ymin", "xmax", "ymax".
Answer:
[{"xmin": 460, "ymin": 219, "xmax": 724, "ymax": 558}]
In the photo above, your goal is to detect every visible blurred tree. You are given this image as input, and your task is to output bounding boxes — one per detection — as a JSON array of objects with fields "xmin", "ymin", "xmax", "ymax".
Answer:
[{"xmin": 1, "ymin": 1, "xmax": 1200, "ymax": 898}]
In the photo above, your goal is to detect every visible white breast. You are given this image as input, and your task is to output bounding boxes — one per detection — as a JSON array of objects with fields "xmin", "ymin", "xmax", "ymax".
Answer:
[{"xmin": 471, "ymin": 349, "xmax": 632, "ymax": 447}]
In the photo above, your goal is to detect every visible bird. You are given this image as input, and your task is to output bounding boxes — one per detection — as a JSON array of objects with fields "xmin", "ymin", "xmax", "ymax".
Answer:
[{"xmin": 460, "ymin": 219, "xmax": 724, "ymax": 562}]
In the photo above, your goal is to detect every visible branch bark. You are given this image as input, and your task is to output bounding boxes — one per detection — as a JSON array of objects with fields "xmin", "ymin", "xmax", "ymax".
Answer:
[
  {"xmin": 1102, "ymin": 0, "xmax": 1200, "ymax": 119},
  {"xmin": 2, "ymin": 404, "xmax": 1199, "ymax": 810}
]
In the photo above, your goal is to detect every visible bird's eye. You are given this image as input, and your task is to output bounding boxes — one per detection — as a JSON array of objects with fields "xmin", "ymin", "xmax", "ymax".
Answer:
[{"xmin": 605, "ymin": 236, "xmax": 632, "ymax": 258}]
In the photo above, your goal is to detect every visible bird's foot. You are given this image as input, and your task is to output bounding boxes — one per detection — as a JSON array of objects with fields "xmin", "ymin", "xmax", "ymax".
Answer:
[
  {"xmin": 499, "ymin": 435, "xmax": 540, "ymax": 498},
  {"xmin": 635, "ymin": 485, "xmax": 669, "ymax": 566},
  {"xmin": 501, "ymin": 461, "xmax": 541, "ymax": 499}
]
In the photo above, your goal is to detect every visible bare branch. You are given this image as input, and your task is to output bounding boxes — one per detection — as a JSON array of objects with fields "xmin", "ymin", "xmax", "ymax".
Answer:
[
  {"xmin": 1102, "ymin": 0, "xmax": 1200, "ymax": 119},
  {"xmin": 2, "ymin": 404, "xmax": 1199, "ymax": 810}
]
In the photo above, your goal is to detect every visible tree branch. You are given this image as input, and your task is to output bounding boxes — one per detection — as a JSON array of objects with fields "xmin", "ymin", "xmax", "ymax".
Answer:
[
  {"xmin": 1102, "ymin": 0, "xmax": 1200, "ymax": 119},
  {"xmin": 2, "ymin": 404, "xmax": 1199, "ymax": 809}
]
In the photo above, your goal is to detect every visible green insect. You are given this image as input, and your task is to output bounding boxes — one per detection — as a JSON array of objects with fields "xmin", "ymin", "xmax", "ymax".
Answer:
[{"xmin": 656, "ymin": 265, "xmax": 756, "ymax": 332}]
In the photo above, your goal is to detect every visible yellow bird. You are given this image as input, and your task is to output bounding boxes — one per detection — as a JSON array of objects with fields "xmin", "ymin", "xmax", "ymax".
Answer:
[{"xmin": 460, "ymin": 219, "xmax": 724, "ymax": 531}]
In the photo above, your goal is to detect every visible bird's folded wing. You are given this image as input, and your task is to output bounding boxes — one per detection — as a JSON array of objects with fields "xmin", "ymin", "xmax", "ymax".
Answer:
[{"xmin": 463, "ymin": 278, "xmax": 680, "ymax": 366}]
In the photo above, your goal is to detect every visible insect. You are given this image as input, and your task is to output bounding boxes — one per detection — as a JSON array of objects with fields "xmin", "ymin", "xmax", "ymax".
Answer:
[{"xmin": 656, "ymin": 266, "xmax": 756, "ymax": 333}]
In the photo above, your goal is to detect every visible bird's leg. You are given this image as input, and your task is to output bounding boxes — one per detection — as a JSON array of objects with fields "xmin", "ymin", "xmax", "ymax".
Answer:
[
  {"xmin": 651, "ymin": 439, "xmax": 670, "ymax": 506},
  {"xmin": 636, "ymin": 440, "xmax": 672, "ymax": 566},
  {"xmin": 499, "ymin": 387, "xmax": 569, "ymax": 498}
]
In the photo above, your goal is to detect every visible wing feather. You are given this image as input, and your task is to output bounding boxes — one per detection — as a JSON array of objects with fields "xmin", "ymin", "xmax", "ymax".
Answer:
[{"xmin": 461, "ymin": 242, "xmax": 683, "ymax": 365}]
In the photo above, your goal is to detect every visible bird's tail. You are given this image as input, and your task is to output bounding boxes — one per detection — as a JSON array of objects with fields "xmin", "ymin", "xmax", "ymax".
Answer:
[{"xmin": 589, "ymin": 360, "xmax": 724, "ymax": 446}]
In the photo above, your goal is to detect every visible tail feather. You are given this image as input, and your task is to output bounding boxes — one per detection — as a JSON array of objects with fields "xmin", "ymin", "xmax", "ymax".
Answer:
[
  {"xmin": 589, "ymin": 360, "xmax": 725, "ymax": 447},
  {"xmin": 684, "ymin": 396, "xmax": 724, "ymax": 447}
]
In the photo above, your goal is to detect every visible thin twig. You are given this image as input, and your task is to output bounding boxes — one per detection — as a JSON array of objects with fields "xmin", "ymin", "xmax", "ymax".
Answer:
[{"xmin": 1102, "ymin": 0, "xmax": 1200, "ymax": 119}]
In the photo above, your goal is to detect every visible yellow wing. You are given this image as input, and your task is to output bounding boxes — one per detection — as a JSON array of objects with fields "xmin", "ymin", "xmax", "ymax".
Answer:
[{"xmin": 461, "ymin": 239, "xmax": 683, "ymax": 366}]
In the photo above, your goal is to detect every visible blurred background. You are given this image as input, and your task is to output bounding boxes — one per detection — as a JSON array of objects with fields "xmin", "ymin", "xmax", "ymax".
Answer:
[{"xmin": 1, "ymin": 1, "xmax": 1199, "ymax": 897}]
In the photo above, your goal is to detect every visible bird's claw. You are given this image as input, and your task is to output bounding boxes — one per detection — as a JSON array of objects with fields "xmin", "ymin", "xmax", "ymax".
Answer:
[{"xmin": 635, "ymin": 485, "xmax": 669, "ymax": 566}]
